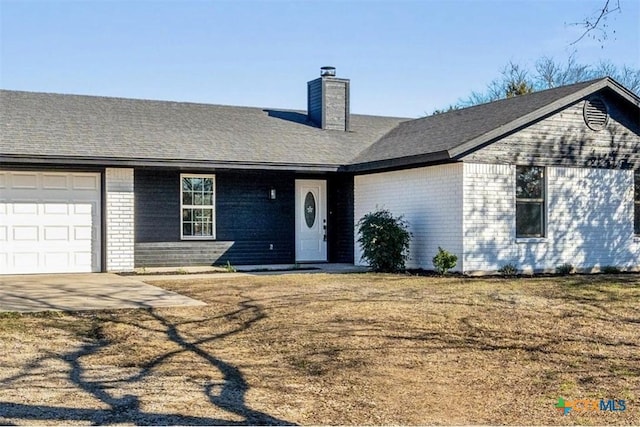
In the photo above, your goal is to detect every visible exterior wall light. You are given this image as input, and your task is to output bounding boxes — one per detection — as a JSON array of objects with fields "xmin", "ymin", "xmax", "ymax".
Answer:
[{"xmin": 269, "ymin": 187, "xmax": 276, "ymax": 200}]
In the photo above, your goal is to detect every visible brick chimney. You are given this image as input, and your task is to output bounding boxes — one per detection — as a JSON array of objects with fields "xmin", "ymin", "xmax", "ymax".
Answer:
[{"xmin": 307, "ymin": 66, "xmax": 350, "ymax": 131}]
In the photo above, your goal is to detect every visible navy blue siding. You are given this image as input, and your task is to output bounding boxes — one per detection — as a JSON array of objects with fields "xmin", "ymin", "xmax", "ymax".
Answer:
[
  {"xmin": 134, "ymin": 169, "xmax": 295, "ymax": 266},
  {"xmin": 135, "ymin": 169, "xmax": 181, "ymax": 242},
  {"xmin": 216, "ymin": 171, "xmax": 295, "ymax": 263},
  {"xmin": 328, "ymin": 174, "xmax": 354, "ymax": 263}
]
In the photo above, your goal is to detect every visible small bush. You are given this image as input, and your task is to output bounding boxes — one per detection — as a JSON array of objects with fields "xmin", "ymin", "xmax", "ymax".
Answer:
[
  {"xmin": 498, "ymin": 263, "xmax": 518, "ymax": 276},
  {"xmin": 224, "ymin": 261, "xmax": 237, "ymax": 273},
  {"xmin": 432, "ymin": 247, "xmax": 458, "ymax": 275},
  {"xmin": 357, "ymin": 209, "xmax": 411, "ymax": 273},
  {"xmin": 601, "ymin": 265, "xmax": 621, "ymax": 274},
  {"xmin": 556, "ymin": 263, "xmax": 574, "ymax": 275}
]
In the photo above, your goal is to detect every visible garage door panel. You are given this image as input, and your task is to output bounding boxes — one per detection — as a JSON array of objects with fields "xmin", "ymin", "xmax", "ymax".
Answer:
[
  {"xmin": 74, "ymin": 252, "xmax": 93, "ymax": 267},
  {"xmin": 11, "ymin": 173, "xmax": 38, "ymax": 189},
  {"xmin": 73, "ymin": 174, "xmax": 100, "ymax": 190},
  {"xmin": 13, "ymin": 252, "xmax": 39, "ymax": 268},
  {"xmin": 74, "ymin": 203, "xmax": 94, "ymax": 214},
  {"xmin": 74, "ymin": 226, "xmax": 92, "ymax": 240},
  {"xmin": 44, "ymin": 203, "xmax": 70, "ymax": 215},
  {"xmin": 12, "ymin": 203, "xmax": 38, "ymax": 215},
  {"xmin": 0, "ymin": 171, "xmax": 101, "ymax": 274},
  {"xmin": 42, "ymin": 174, "xmax": 68, "ymax": 189},
  {"xmin": 13, "ymin": 226, "xmax": 39, "ymax": 241},
  {"xmin": 44, "ymin": 226, "xmax": 69, "ymax": 241},
  {"xmin": 44, "ymin": 252, "xmax": 69, "ymax": 268}
]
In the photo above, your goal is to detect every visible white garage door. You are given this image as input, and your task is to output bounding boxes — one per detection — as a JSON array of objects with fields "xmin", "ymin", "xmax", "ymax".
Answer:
[{"xmin": 0, "ymin": 171, "xmax": 101, "ymax": 274}]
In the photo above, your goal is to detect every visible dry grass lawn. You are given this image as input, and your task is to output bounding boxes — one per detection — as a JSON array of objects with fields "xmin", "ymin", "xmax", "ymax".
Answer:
[{"xmin": 0, "ymin": 273, "xmax": 638, "ymax": 425}]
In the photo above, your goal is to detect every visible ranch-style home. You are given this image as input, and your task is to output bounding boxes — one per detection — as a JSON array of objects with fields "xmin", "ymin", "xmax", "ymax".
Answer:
[{"xmin": 1, "ymin": 67, "xmax": 639, "ymax": 275}]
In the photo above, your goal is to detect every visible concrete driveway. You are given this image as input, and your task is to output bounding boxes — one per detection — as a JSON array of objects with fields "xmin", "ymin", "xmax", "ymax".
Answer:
[{"xmin": 0, "ymin": 273, "xmax": 205, "ymax": 313}]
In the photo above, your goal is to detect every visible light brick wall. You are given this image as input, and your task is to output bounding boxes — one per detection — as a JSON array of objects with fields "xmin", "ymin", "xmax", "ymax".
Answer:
[
  {"xmin": 462, "ymin": 163, "xmax": 517, "ymax": 272},
  {"xmin": 463, "ymin": 162, "xmax": 640, "ymax": 273},
  {"xmin": 356, "ymin": 162, "xmax": 639, "ymax": 274},
  {"xmin": 105, "ymin": 168, "xmax": 134, "ymax": 272},
  {"xmin": 354, "ymin": 163, "xmax": 463, "ymax": 270}
]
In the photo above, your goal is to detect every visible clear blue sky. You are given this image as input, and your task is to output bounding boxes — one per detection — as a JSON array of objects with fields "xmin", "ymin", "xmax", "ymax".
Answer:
[{"xmin": 1, "ymin": 0, "xmax": 638, "ymax": 117}]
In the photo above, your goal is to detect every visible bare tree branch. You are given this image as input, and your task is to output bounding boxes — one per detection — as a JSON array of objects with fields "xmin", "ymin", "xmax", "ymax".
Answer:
[
  {"xmin": 569, "ymin": 0, "xmax": 621, "ymax": 45},
  {"xmin": 449, "ymin": 56, "xmax": 640, "ymax": 110}
]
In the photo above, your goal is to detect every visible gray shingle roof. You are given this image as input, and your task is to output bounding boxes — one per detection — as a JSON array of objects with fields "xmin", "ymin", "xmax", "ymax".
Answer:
[
  {"xmin": 0, "ymin": 90, "xmax": 407, "ymax": 170},
  {"xmin": 2, "ymin": 77, "xmax": 637, "ymax": 172},
  {"xmin": 349, "ymin": 78, "xmax": 635, "ymax": 170}
]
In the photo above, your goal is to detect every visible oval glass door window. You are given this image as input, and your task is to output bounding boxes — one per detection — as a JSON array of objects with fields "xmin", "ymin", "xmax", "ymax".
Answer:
[{"xmin": 304, "ymin": 192, "xmax": 316, "ymax": 228}]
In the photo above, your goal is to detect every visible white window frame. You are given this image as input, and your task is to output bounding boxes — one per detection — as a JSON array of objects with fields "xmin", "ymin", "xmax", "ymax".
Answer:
[
  {"xmin": 180, "ymin": 173, "xmax": 216, "ymax": 240},
  {"xmin": 515, "ymin": 165, "xmax": 546, "ymax": 239}
]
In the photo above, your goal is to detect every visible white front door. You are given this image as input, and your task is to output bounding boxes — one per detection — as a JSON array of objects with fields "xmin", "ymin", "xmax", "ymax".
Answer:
[{"xmin": 295, "ymin": 180, "xmax": 327, "ymax": 262}]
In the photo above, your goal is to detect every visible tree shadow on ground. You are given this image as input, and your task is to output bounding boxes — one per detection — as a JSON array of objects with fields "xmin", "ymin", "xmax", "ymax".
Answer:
[
  {"xmin": 0, "ymin": 295, "xmax": 295, "ymax": 426},
  {"xmin": 302, "ymin": 277, "xmax": 640, "ymax": 382}
]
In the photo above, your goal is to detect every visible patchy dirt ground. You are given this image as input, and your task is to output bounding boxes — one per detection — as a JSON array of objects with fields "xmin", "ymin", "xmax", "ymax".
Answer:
[{"xmin": 0, "ymin": 273, "xmax": 638, "ymax": 425}]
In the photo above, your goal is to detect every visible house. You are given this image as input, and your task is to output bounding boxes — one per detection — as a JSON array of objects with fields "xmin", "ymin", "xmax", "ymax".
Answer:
[{"xmin": 1, "ymin": 67, "xmax": 639, "ymax": 275}]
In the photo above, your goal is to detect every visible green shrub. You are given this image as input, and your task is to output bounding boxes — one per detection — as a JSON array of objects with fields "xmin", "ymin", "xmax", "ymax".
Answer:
[
  {"xmin": 498, "ymin": 263, "xmax": 518, "ymax": 276},
  {"xmin": 357, "ymin": 209, "xmax": 411, "ymax": 273},
  {"xmin": 556, "ymin": 263, "xmax": 574, "ymax": 275},
  {"xmin": 224, "ymin": 261, "xmax": 237, "ymax": 273},
  {"xmin": 601, "ymin": 265, "xmax": 621, "ymax": 274},
  {"xmin": 432, "ymin": 247, "xmax": 458, "ymax": 275}
]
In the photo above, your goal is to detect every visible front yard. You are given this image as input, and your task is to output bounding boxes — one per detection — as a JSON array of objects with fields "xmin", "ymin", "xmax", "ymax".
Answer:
[{"xmin": 0, "ymin": 273, "xmax": 638, "ymax": 425}]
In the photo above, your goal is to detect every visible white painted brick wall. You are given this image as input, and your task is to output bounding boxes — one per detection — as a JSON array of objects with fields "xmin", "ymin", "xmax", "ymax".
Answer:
[
  {"xmin": 354, "ymin": 163, "xmax": 463, "ymax": 270},
  {"xmin": 463, "ymin": 163, "xmax": 640, "ymax": 273},
  {"xmin": 462, "ymin": 163, "xmax": 517, "ymax": 272},
  {"xmin": 106, "ymin": 168, "xmax": 134, "ymax": 272},
  {"xmin": 545, "ymin": 167, "xmax": 638, "ymax": 271}
]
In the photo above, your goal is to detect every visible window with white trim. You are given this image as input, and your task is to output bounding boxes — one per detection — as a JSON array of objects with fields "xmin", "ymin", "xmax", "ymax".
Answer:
[
  {"xmin": 516, "ymin": 166, "xmax": 545, "ymax": 238},
  {"xmin": 181, "ymin": 174, "xmax": 215, "ymax": 239},
  {"xmin": 634, "ymin": 170, "xmax": 640, "ymax": 235}
]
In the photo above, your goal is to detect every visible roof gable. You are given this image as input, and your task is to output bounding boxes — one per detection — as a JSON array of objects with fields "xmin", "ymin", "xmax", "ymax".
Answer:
[{"xmin": 348, "ymin": 77, "xmax": 640, "ymax": 171}]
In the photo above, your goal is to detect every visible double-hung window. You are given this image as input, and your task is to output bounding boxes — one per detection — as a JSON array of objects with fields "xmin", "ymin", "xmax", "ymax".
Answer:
[
  {"xmin": 635, "ymin": 170, "xmax": 640, "ymax": 235},
  {"xmin": 181, "ymin": 174, "xmax": 215, "ymax": 239},
  {"xmin": 516, "ymin": 166, "xmax": 545, "ymax": 238}
]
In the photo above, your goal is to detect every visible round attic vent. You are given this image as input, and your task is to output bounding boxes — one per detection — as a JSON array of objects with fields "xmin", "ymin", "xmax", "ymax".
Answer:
[{"xmin": 583, "ymin": 98, "xmax": 609, "ymax": 131}]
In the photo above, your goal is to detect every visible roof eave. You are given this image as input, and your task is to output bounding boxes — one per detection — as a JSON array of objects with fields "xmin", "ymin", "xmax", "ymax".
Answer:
[
  {"xmin": 344, "ymin": 150, "xmax": 452, "ymax": 173},
  {"xmin": 0, "ymin": 154, "xmax": 342, "ymax": 172}
]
